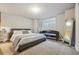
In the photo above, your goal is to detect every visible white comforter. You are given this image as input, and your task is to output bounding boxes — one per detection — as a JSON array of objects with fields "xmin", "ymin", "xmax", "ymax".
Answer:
[{"xmin": 10, "ymin": 33, "xmax": 46, "ymax": 51}]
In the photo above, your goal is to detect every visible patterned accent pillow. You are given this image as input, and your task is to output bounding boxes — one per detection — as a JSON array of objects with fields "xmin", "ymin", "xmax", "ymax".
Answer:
[{"xmin": 22, "ymin": 30, "xmax": 29, "ymax": 34}]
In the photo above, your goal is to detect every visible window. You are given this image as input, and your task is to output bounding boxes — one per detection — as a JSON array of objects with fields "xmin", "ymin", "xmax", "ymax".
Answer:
[{"xmin": 41, "ymin": 17, "xmax": 56, "ymax": 30}]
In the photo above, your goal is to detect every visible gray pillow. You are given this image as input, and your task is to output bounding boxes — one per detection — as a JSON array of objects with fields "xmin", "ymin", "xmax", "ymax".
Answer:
[{"xmin": 22, "ymin": 30, "xmax": 29, "ymax": 34}]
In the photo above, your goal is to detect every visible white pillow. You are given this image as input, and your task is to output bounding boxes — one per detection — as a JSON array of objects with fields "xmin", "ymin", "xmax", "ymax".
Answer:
[
  {"xmin": 13, "ymin": 31, "xmax": 22, "ymax": 34},
  {"xmin": 28, "ymin": 31, "xmax": 32, "ymax": 33}
]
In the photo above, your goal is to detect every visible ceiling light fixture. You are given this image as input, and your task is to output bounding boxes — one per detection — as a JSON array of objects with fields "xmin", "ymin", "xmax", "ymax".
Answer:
[{"xmin": 31, "ymin": 6, "xmax": 40, "ymax": 13}]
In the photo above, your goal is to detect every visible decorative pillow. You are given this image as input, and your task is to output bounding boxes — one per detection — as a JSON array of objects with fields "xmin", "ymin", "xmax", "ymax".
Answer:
[
  {"xmin": 22, "ymin": 30, "xmax": 32, "ymax": 34},
  {"xmin": 22, "ymin": 30, "xmax": 29, "ymax": 34}
]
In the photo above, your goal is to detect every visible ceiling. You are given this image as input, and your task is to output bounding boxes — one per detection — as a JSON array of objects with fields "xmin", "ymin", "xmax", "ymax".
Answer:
[{"xmin": 0, "ymin": 3, "xmax": 75, "ymax": 19}]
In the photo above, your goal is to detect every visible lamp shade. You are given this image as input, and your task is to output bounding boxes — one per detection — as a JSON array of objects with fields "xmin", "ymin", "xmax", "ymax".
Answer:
[{"xmin": 0, "ymin": 27, "xmax": 10, "ymax": 33}]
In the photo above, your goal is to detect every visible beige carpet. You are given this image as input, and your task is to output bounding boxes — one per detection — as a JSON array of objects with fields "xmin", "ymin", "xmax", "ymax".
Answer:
[
  {"xmin": 0, "ymin": 42, "xmax": 14, "ymax": 55},
  {"xmin": 0, "ymin": 40, "xmax": 79, "ymax": 55},
  {"xmin": 18, "ymin": 40, "xmax": 79, "ymax": 55}
]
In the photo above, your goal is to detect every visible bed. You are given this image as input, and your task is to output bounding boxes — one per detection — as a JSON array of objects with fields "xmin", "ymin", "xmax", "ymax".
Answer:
[{"xmin": 9, "ymin": 28, "xmax": 46, "ymax": 52}]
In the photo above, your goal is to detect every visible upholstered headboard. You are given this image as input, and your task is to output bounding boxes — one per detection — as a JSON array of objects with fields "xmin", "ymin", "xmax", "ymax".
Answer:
[{"xmin": 9, "ymin": 28, "xmax": 31, "ymax": 39}]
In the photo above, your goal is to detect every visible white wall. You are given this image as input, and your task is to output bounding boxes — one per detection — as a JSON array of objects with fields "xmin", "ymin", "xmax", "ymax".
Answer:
[
  {"xmin": 56, "ymin": 13, "xmax": 65, "ymax": 37},
  {"xmin": 1, "ymin": 13, "xmax": 32, "ymax": 29},
  {"xmin": 32, "ymin": 19, "xmax": 39, "ymax": 33},
  {"xmin": 65, "ymin": 8, "xmax": 75, "ymax": 20},
  {"xmin": 75, "ymin": 3, "xmax": 79, "ymax": 51}
]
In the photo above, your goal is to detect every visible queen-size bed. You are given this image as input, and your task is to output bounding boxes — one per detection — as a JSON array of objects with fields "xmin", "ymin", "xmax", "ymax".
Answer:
[{"xmin": 9, "ymin": 28, "xmax": 46, "ymax": 52}]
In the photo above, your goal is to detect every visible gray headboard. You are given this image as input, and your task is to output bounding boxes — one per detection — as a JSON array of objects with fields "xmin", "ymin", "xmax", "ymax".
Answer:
[{"xmin": 9, "ymin": 28, "xmax": 31, "ymax": 39}]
